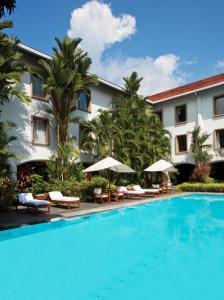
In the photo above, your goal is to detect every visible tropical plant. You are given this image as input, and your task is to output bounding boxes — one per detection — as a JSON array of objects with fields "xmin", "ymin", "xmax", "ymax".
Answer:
[
  {"xmin": 0, "ymin": 0, "xmax": 16, "ymax": 18},
  {"xmin": 0, "ymin": 20, "xmax": 30, "ymax": 104},
  {"xmin": 0, "ymin": 176, "xmax": 16, "ymax": 210},
  {"xmin": 46, "ymin": 142, "xmax": 81, "ymax": 181},
  {"xmin": 190, "ymin": 164, "xmax": 211, "ymax": 182},
  {"xmin": 34, "ymin": 37, "xmax": 98, "ymax": 150},
  {"xmin": 191, "ymin": 125, "xmax": 212, "ymax": 166},
  {"xmin": 0, "ymin": 121, "xmax": 17, "ymax": 175},
  {"xmin": 29, "ymin": 174, "xmax": 48, "ymax": 195},
  {"xmin": 80, "ymin": 71, "xmax": 171, "ymax": 182}
]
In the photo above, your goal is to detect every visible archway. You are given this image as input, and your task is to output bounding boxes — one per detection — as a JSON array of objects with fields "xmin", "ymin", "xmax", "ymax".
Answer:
[
  {"xmin": 175, "ymin": 163, "xmax": 195, "ymax": 184},
  {"xmin": 17, "ymin": 160, "xmax": 48, "ymax": 180},
  {"xmin": 210, "ymin": 161, "xmax": 224, "ymax": 181}
]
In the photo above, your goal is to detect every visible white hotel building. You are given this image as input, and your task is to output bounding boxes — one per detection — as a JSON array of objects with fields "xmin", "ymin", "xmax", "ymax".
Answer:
[
  {"xmin": 148, "ymin": 74, "xmax": 224, "ymax": 182},
  {"xmin": 0, "ymin": 44, "xmax": 123, "ymax": 177},
  {"xmin": 2, "ymin": 43, "xmax": 224, "ymax": 182}
]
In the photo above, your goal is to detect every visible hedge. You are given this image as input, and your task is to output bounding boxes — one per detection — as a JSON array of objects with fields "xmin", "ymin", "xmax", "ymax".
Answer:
[
  {"xmin": 176, "ymin": 182, "xmax": 224, "ymax": 193},
  {"xmin": 34, "ymin": 176, "xmax": 109, "ymax": 201}
]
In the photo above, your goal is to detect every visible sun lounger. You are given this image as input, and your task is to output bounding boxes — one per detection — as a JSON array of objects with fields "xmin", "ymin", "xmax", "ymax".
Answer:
[
  {"xmin": 94, "ymin": 188, "xmax": 109, "ymax": 204},
  {"xmin": 133, "ymin": 185, "xmax": 160, "ymax": 196},
  {"xmin": 17, "ymin": 193, "xmax": 51, "ymax": 213},
  {"xmin": 117, "ymin": 186, "xmax": 145, "ymax": 198},
  {"xmin": 48, "ymin": 191, "xmax": 80, "ymax": 209}
]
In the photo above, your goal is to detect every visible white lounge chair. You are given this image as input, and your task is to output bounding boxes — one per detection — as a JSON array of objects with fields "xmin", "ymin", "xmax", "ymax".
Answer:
[
  {"xmin": 117, "ymin": 186, "xmax": 145, "ymax": 198},
  {"xmin": 48, "ymin": 191, "xmax": 80, "ymax": 209},
  {"xmin": 94, "ymin": 188, "xmax": 109, "ymax": 204},
  {"xmin": 133, "ymin": 185, "xmax": 160, "ymax": 196},
  {"xmin": 17, "ymin": 193, "xmax": 51, "ymax": 213}
]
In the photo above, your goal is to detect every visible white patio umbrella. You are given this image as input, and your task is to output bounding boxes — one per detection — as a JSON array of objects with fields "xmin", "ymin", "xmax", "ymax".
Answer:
[
  {"xmin": 83, "ymin": 156, "xmax": 135, "ymax": 186},
  {"xmin": 84, "ymin": 156, "xmax": 135, "ymax": 173},
  {"xmin": 144, "ymin": 159, "xmax": 177, "ymax": 173}
]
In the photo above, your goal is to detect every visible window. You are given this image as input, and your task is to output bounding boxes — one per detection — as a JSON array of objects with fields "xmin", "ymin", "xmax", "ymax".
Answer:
[
  {"xmin": 214, "ymin": 95, "xmax": 224, "ymax": 116},
  {"xmin": 31, "ymin": 74, "xmax": 47, "ymax": 99},
  {"xmin": 176, "ymin": 134, "xmax": 187, "ymax": 153},
  {"xmin": 175, "ymin": 105, "xmax": 187, "ymax": 123},
  {"xmin": 32, "ymin": 117, "xmax": 49, "ymax": 145},
  {"xmin": 155, "ymin": 110, "xmax": 163, "ymax": 123},
  {"xmin": 215, "ymin": 129, "xmax": 224, "ymax": 149},
  {"xmin": 78, "ymin": 92, "xmax": 91, "ymax": 112}
]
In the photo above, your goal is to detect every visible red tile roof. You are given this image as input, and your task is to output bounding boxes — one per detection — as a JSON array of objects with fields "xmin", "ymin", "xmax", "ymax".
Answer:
[{"xmin": 147, "ymin": 73, "xmax": 224, "ymax": 103}]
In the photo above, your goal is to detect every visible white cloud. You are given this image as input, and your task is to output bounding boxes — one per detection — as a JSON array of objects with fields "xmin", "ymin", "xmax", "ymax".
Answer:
[
  {"xmin": 215, "ymin": 59, "xmax": 224, "ymax": 68},
  {"xmin": 68, "ymin": 1, "xmax": 185, "ymax": 95},
  {"xmin": 96, "ymin": 54, "xmax": 184, "ymax": 95},
  {"xmin": 68, "ymin": 0, "xmax": 136, "ymax": 62}
]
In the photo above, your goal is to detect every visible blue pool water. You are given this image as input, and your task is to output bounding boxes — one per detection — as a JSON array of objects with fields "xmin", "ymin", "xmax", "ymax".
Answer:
[{"xmin": 1, "ymin": 194, "xmax": 224, "ymax": 300}]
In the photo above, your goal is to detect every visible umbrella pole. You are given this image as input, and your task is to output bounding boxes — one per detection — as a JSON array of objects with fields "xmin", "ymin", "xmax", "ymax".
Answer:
[{"xmin": 108, "ymin": 169, "xmax": 111, "ymax": 188}]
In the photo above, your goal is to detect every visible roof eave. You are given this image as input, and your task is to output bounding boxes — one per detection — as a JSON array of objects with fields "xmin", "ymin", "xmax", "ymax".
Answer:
[
  {"xmin": 147, "ymin": 81, "xmax": 224, "ymax": 104},
  {"xmin": 18, "ymin": 43, "xmax": 123, "ymax": 92}
]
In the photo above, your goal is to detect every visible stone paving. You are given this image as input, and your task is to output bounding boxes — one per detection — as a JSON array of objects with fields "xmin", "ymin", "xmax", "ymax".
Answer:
[{"xmin": 0, "ymin": 192, "xmax": 187, "ymax": 230}]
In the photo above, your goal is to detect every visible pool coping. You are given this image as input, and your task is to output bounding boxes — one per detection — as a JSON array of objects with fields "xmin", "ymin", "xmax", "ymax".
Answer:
[
  {"xmin": 59, "ymin": 192, "xmax": 189, "ymax": 220},
  {"xmin": 0, "ymin": 192, "xmax": 188, "ymax": 231},
  {"xmin": 2, "ymin": 191, "xmax": 223, "ymax": 231}
]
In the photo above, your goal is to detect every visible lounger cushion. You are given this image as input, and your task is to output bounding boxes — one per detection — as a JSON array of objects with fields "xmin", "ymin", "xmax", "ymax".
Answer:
[
  {"xmin": 133, "ymin": 185, "xmax": 142, "ymax": 191},
  {"xmin": 117, "ymin": 186, "xmax": 128, "ymax": 193},
  {"xmin": 127, "ymin": 190, "xmax": 145, "ymax": 195},
  {"xmin": 18, "ymin": 193, "xmax": 49, "ymax": 206},
  {"xmin": 49, "ymin": 191, "xmax": 63, "ymax": 200},
  {"xmin": 18, "ymin": 193, "xmax": 34, "ymax": 204},
  {"xmin": 144, "ymin": 189, "xmax": 160, "ymax": 193},
  {"xmin": 60, "ymin": 196, "xmax": 80, "ymax": 202},
  {"xmin": 29, "ymin": 200, "xmax": 50, "ymax": 206}
]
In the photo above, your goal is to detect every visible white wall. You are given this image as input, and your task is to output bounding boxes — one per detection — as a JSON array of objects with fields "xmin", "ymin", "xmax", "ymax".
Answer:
[
  {"xmin": 1, "ymin": 70, "xmax": 118, "ymax": 175},
  {"xmin": 154, "ymin": 85, "xmax": 224, "ymax": 166}
]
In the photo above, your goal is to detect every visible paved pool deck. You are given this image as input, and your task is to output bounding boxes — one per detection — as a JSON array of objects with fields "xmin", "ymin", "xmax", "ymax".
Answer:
[{"xmin": 0, "ymin": 192, "xmax": 188, "ymax": 230}]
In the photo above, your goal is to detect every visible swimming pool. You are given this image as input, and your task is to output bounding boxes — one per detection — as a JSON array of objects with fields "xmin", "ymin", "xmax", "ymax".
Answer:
[{"xmin": 1, "ymin": 193, "xmax": 224, "ymax": 300}]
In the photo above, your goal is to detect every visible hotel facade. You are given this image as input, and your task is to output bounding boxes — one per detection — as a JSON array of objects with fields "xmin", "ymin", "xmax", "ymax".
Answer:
[
  {"xmin": 2, "ymin": 43, "xmax": 224, "ymax": 182},
  {"xmin": 148, "ymin": 74, "xmax": 224, "ymax": 182},
  {"xmin": 0, "ymin": 44, "xmax": 123, "ymax": 177}
]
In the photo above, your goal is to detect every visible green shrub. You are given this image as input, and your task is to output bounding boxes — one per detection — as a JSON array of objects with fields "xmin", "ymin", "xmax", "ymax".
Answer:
[
  {"xmin": 46, "ymin": 176, "xmax": 109, "ymax": 201},
  {"xmin": 0, "ymin": 178, "xmax": 17, "ymax": 210},
  {"xmin": 29, "ymin": 174, "xmax": 48, "ymax": 195},
  {"xmin": 176, "ymin": 182, "xmax": 224, "ymax": 193},
  {"xmin": 203, "ymin": 176, "xmax": 216, "ymax": 184},
  {"xmin": 68, "ymin": 163, "xmax": 85, "ymax": 181}
]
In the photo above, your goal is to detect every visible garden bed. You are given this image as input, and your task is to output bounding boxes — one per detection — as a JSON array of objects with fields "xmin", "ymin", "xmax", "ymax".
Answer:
[{"xmin": 176, "ymin": 182, "xmax": 224, "ymax": 193}]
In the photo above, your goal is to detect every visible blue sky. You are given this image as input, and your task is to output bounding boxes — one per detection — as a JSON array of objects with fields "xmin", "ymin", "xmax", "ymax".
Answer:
[{"xmin": 4, "ymin": 0, "xmax": 224, "ymax": 94}]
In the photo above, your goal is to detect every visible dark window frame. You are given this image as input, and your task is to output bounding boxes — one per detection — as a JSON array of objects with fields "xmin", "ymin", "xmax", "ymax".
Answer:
[
  {"xmin": 175, "ymin": 104, "xmax": 187, "ymax": 124},
  {"xmin": 213, "ymin": 95, "xmax": 224, "ymax": 116},
  {"xmin": 175, "ymin": 134, "xmax": 188, "ymax": 153},
  {"xmin": 214, "ymin": 129, "xmax": 224, "ymax": 149},
  {"xmin": 155, "ymin": 109, "xmax": 163, "ymax": 123},
  {"xmin": 32, "ymin": 116, "xmax": 50, "ymax": 146},
  {"xmin": 31, "ymin": 74, "xmax": 48, "ymax": 101},
  {"xmin": 78, "ymin": 92, "xmax": 92, "ymax": 113}
]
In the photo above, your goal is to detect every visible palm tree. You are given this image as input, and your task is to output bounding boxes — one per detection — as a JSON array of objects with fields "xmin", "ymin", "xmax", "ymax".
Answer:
[
  {"xmin": 191, "ymin": 125, "xmax": 212, "ymax": 166},
  {"xmin": 123, "ymin": 71, "xmax": 143, "ymax": 97},
  {"xmin": 80, "ymin": 71, "xmax": 171, "ymax": 183},
  {"xmin": 0, "ymin": 0, "xmax": 16, "ymax": 18},
  {"xmin": 0, "ymin": 121, "xmax": 17, "ymax": 175},
  {"xmin": 35, "ymin": 37, "xmax": 98, "ymax": 149},
  {"xmin": 0, "ymin": 20, "xmax": 30, "ymax": 104}
]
